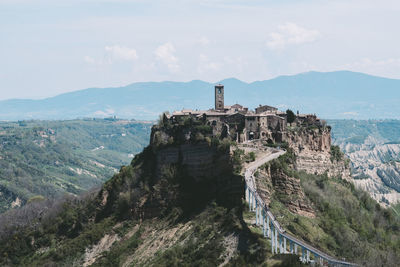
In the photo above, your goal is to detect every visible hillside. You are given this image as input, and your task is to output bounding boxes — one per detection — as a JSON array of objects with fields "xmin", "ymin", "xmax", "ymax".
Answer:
[
  {"xmin": 329, "ymin": 120, "xmax": 400, "ymax": 205},
  {"xmin": 0, "ymin": 119, "xmax": 151, "ymax": 213},
  {"xmin": 2, "ymin": 71, "xmax": 400, "ymax": 121},
  {"xmin": 0, "ymin": 116, "xmax": 398, "ymax": 266},
  {"xmin": 256, "ymin": 151, "xmax": 399, "ymax": 266}
]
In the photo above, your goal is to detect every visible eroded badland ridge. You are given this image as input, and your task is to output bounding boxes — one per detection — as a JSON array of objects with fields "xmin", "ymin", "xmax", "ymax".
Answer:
[{"xmin": 0, "ymin": 85, "xmax": 399, "ymax": 266}]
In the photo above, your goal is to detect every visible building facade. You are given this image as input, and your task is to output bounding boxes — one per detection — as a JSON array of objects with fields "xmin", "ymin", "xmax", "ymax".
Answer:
[{"xmin": 168, "ymin": 84, "xmax": 321, "ymax": 143}]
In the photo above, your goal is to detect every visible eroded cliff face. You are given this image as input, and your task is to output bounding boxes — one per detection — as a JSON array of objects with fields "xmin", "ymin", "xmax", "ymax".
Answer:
[
  {"xmin": 100, "ymin": 124, "xmax": 243, "ymax": 221},
  {"xmin": 287, "ymin": 127, "xmax": 351, "ymax": 179},
  {"xmin": 336, "ymin": 136, "xmax": 400, "ymax": 205},
  {"xmin": 255, "ymin": 166, "xmax": 315, "ymax": 218}
]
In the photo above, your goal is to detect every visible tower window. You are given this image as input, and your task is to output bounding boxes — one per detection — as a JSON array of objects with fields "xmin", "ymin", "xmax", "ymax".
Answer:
[{"xmin": 218, "ymin": 88, "xmax": 221, "ymax": 94}]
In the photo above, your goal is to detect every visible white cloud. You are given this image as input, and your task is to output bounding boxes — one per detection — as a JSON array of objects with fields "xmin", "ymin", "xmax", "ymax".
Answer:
[
  {"xmin": 198, "ymin": 36, "xmax": 211, "ymax": 46},
  {"xmin": 266, "ymin": 23, "xmax": 320, "ymax": 50},
  {"xmin": 84, "ymin": 45, "xmax": 138, "ymax": 65},
  {"xmin": 341, "ymin": 111, "xmax": 359, "ymax": 116},
  {"xmin": 84, "ymin": 56, "xmax": 97, "ymax": 64},
  {"xmin": 93, "ymin": 108, "xmax": 115, "ymax": 117},
  {"xmin": 197, "ymin": 54, "xmax": 221, "ymax": 73},
  {"xmin": 154, "ymin": 42, "xmax": 180, "ymax": 72},
  {"xmin": 105, "ymin": 45, "xmax": 138, "ymax": 61},
  {"xmin": 346, "ymin": 57, "xmax": 400, "ymax": 68}
]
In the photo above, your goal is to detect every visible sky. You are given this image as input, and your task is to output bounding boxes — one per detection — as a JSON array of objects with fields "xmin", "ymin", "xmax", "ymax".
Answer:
[{"xmin": 1, "ymin": 0, "xmax": 400, "ymax": 100}]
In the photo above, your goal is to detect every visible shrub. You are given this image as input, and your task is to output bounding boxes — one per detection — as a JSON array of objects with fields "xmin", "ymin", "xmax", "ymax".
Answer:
[
  {"xmin": 286, "ymin": 109, "xmax": 296, "ymax": 123},
  {"xmin": 330, "ymin": 145, "xmax": 343, "ymax": 162}
]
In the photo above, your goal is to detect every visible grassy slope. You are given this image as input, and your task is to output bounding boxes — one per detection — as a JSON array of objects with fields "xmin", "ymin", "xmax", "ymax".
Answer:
[
  {"xmin": 265, "ymin": 153, "xmax": 400, "ymax": 267},
  {"xmin": 0, "ymin": 119, "xmax": 151, "ymax": 213}
]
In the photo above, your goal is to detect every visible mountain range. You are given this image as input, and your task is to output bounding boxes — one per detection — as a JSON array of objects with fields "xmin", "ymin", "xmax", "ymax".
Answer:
[{"xmin": 1, "ymin": 71, "xmax": 400, "ymax": 121}]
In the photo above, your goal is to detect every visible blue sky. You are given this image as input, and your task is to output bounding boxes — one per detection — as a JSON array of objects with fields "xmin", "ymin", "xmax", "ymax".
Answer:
[{"xmin": 1, "ymin": 0, "xmax": 399, "ymax": 100}]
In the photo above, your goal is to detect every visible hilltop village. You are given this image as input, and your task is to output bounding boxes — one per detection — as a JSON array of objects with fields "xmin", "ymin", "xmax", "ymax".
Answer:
[{"xmin": 165, "ymin": 84, "xmax": 324, "ymax": 143}]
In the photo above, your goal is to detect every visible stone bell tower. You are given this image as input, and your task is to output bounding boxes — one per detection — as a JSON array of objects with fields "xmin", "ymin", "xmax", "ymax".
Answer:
[{"xmin": 215, "ymin": 84, "xmax": 224, "ymax": 111}]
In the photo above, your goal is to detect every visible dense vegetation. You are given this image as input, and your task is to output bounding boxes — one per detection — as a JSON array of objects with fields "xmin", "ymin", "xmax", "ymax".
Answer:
[
  {"xmin": 0, "ymin": 119, "xmax": 151, "ymax": 213},
  {"xmin": 266, "ymin": 152, "xmax": 400, "ymax": 266}
]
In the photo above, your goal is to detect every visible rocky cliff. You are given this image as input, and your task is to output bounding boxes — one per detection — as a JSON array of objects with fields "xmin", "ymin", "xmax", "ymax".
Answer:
[
  {"xmin": 287, "ymin": 126, "xmax": 351, "ymax": 179},
  {"xmin": 255, "ymin": 163, "xmax": 315, "ymax": 218}
]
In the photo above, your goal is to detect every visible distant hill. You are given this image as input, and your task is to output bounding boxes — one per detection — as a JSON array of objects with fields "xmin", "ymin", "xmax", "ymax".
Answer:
[
  {"xmin": 0, "ymin": 119, "xmax": 151, "ymax": 213},
  {"xmin": 1, "ymin": 71, "xmax": 400, "ymax": 120}
]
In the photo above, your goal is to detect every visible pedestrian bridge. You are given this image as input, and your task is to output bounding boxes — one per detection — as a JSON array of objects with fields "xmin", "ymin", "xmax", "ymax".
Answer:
[{"xmin": 244, "ymin": 150, "xmax": 357, "ymax": 266}]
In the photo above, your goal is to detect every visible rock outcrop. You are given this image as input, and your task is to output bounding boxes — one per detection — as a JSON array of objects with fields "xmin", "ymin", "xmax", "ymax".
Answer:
[
  {"xmin": 100, "ymin": 124, "xmax": 244, "ymax": 221},
  {"xmin": 287, "ymin": 127, "xmax": 351, "ymax": 179},
  {"xmin": 255, "ymin": 164, "xmax": 315, "ymax": 218}
]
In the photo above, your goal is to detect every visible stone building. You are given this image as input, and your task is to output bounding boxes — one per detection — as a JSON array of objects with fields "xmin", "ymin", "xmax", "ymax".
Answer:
[{"xmin": 168, "ymin": 84, "xmax": 321, "ymax": 143}]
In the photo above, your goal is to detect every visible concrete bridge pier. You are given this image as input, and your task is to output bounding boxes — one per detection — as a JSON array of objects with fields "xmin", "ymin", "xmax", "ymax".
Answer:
[
  {"xmin": 255, "ymin": 200, "xmax": 259, "ymax": 225},
  {"xmin": 301, "ymin": 247, "xmax": 306, "ymax": 263},
  {"xmin": 315, "ymin": 254, "xmax": 324, "ymax": 266},
  {"xmin": 270, "ymin": 225, "xmax": 275, "ymax": 254},
  {"xmin": 294, "ymin": 243, "xmax": 298, "ymax": 254},
  {"xmin": 266, "ymin": 216, "xmax": 270, "ymax": 238},
  {"xmin": 307, "ymin": 250, "xmax": 310, "ymax": 262},
  {"xmin": 262, "ymin": 213, "xmax": 266, "ymax": 237},
  {"xmin": 289, "ymin": 240, "xmax": 294, "ymax": 254},
  {"xmin": 283, "ymin": 237, "xmax": 287, "ymax": 253},
  {"xmin": 252, "ymin": 193, "xmax": 256, "ymax": 211},
  {"xmin": 274, "ymin": 227, "xmax": 278, "ymax": 254},
  {"xmin": 248, "ymin": 190, "xmax": 252, "ymax": 211}
]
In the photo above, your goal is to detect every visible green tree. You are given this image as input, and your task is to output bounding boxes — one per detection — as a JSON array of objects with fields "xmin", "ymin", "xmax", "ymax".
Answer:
[{"xmin": 286, "ymin": 109, "xmax": 296, "ymax": 123}]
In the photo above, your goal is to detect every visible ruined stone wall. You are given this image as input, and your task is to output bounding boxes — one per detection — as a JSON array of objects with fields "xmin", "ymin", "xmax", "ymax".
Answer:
[{"xmin": 267, "ymin": 115, "xmax": 286, "ymax": 132}]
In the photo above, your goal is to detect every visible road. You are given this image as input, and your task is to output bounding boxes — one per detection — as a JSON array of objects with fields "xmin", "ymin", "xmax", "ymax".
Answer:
[{"xmin": 244, "ymin": 149, "xmax": 286, "ymax": 191}]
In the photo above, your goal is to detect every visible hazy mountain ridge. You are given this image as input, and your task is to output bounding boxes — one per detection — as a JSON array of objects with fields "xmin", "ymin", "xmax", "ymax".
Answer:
[
  {"xmin": 2, "ymin": 71, "xmax": 400, "ymax": 121},
  {"xmin": 329, "ymin": 120, "xmax": 400, "ymax": 205}
]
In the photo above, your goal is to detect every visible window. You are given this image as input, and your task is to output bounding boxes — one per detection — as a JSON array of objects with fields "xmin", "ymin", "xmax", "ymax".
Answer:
[{"xmin": 218, "ymin": 88, "xmax": 222, "ymax": 94}]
